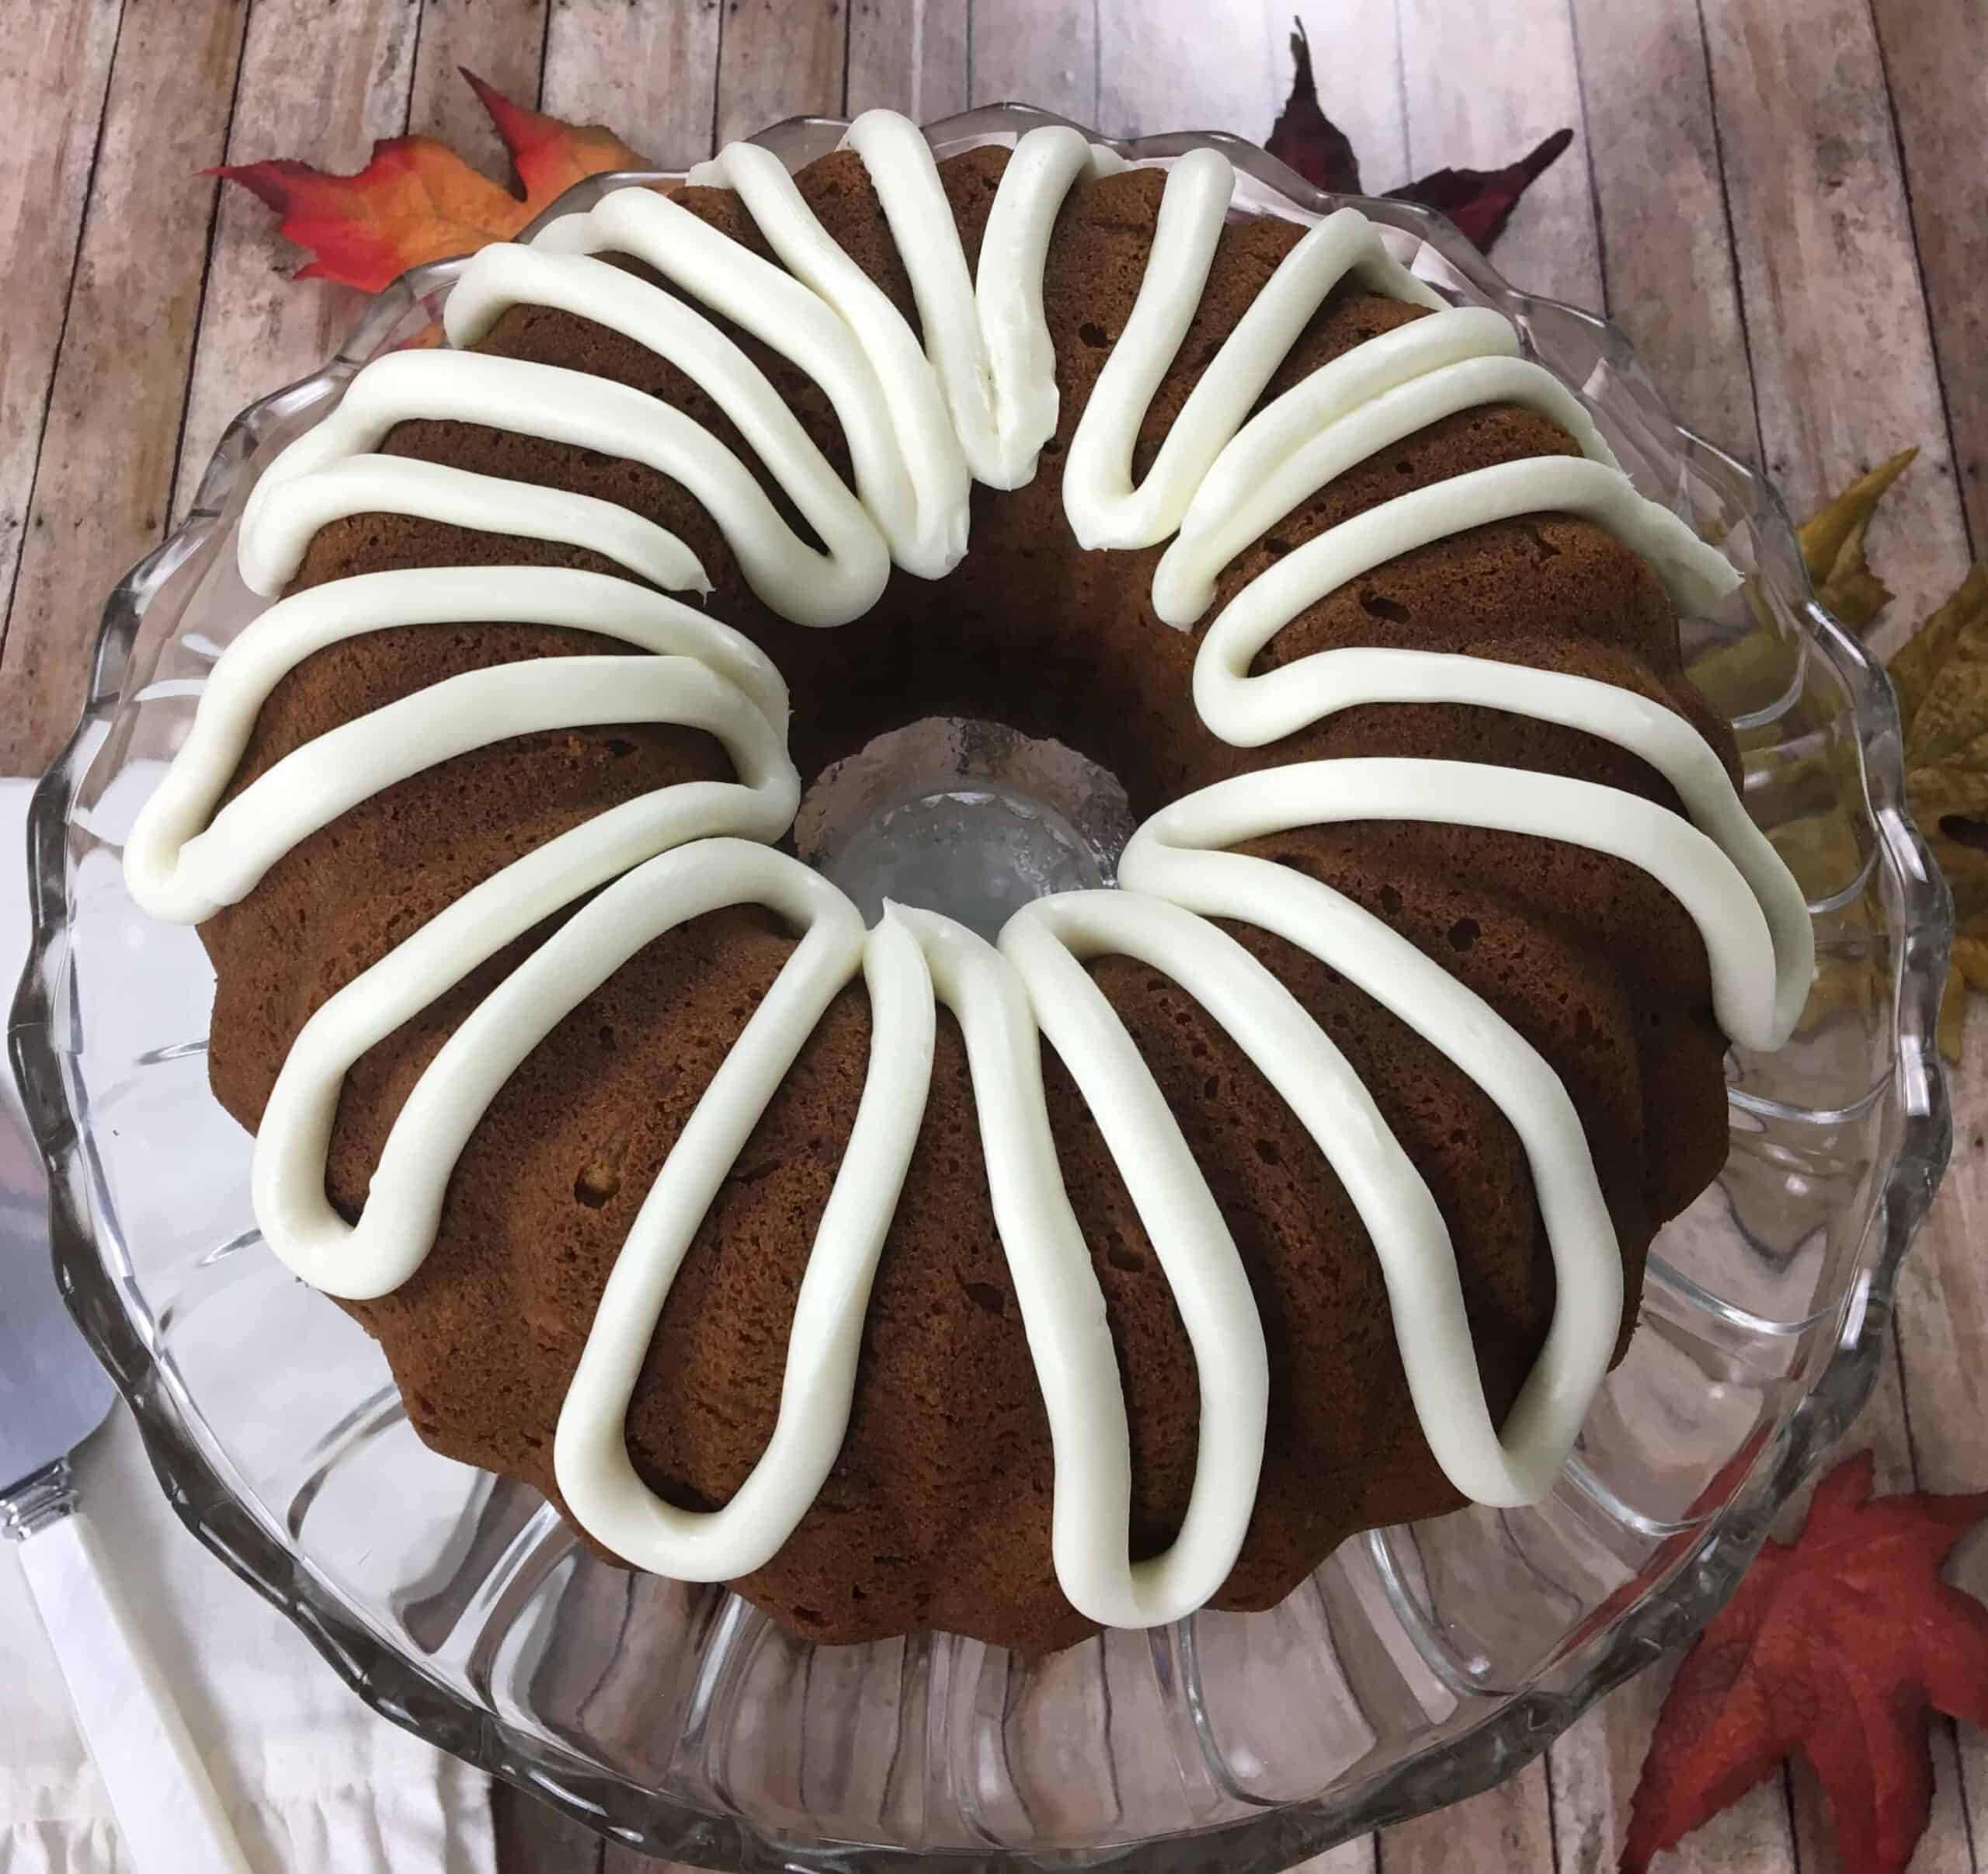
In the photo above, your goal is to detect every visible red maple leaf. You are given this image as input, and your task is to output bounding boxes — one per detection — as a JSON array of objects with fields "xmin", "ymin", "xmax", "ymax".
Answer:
[
  {"xmin": 1264, "ymin": 16, "xmax": 1571, "ymax": 253},
  {"xmin": 1623, "ymin": 1450, "xmax": 1988, "ymax": 1873},
  {"xmin": 214, "ymin": 69, "xmax": 649, "ymax": 292}
]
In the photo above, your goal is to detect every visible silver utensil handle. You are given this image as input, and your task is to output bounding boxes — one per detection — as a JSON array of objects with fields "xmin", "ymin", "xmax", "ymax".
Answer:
[{"xmin": 19, "ymin": 1503, "xmax": 253, "ymax": 1874}]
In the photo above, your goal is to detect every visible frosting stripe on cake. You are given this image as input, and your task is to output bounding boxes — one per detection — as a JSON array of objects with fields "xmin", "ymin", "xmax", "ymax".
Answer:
[
  {"xmin": 239, "ymin": 351, "xmax": 884, "ymax": 627},
  {"xmin": 1003, "ymin": 888, "xmax": 1577, "ymax": 1507},
  {"xmin": 123, "ymin": 566, "xmax": 791, "ymax": 927},
  {"xmin": 530, "ymin": 187, "xmax": 953, "ymax": 581},
  {"xmin": 124, "ymin": 113, "xmax": 1815, "ymax": 1631},
  {"xmin": 1183, "ymin": 648, "xmax": 1815, "ymax": 1041},
  {"xmin": 532, "ymin": 843, "xmax": 905, "ymax": 1584},
  {"xmin": 242, "ymin": 456, "xmax": 712, "ymax": 599},
  {"xmin": 924, "ymin": 902, "xmax": 1267, "ymax": 1627}
]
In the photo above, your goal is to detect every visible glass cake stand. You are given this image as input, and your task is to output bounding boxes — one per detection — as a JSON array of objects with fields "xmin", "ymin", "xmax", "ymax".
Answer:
[{"xmin": 10, "ymin": 106, "xmax": 1955, "ymax": 1872}]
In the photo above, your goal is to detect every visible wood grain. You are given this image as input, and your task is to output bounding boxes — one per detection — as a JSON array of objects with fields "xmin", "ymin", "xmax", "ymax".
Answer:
[
  {"xmin": 0, "ymin": 0, "xmax": 122, "ymax": 666},
  {"xmin": 1698, "ymin": 0, "xmax": 1969, "ymax": 637},
  {"xmin": 0, "ymin": 0, "xmax": 248, "ymax": 774},
  {"xmin": 169, "ymin": 0, "xmax": 421, "ymax": 520},
  {"xmin": 847, "ymin": 0, "xmax": 968, "ymax": 122},
  {"xmin": 1396, "ymin": 0, "xmax": 1600, "ymax": 306},
  {"xmin": 1868, "ymin": 0, "xmax": 1988, "ymax": 558},
  {"xmin": 711, "ymin": 0, "xmax": 849, "ymax": 148},
  {"xmin": 968, "ymin": 0, "xmax": 1097, "ymax": 120},
  {"xmin": 1294, "ymin": 1834, "xmax": 1379, "ymax": 1873},
  {"xmin": 540, "ymin": 0, "xmax": 719, "ymax": 171},
  {"xmin": 1096, "ymin": 0, "xmax": 1280, "ymax": 143},
  {"xmin": 492, "ymin": 1778, "xmax": 603, "ymax": 1873},
  {"xmin": 1565, "ymin": 0, "xmax": 1759, "ymax": 457},
  {"xmin": 1879, "ymin": 1026, "xmax": 1988, "ymax": 1867},
  {"xmin": 408, "ymin": 0, "xmax": 551, "ymax": 167},
  {"xmin": 1379, "ymin": 1759, "xmax": 1557, "ymax": 1874}
]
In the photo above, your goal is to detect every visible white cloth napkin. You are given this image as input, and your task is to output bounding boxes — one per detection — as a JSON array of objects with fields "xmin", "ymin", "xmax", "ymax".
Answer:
[{"xmin": 1, "ymin": 777, "xmax": 497, "ymax": 1874}]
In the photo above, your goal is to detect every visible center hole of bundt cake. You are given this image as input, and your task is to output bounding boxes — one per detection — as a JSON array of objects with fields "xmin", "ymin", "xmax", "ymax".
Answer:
[{"xmin": 794, "ymin": 718, "xmax": 1137, "ymax": 941}]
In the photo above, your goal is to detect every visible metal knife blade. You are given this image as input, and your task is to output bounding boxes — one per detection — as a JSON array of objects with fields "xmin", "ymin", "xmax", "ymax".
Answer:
[{"xmin": 0, "ymin": 1074, "xmax": 114, "ymax": 1494}]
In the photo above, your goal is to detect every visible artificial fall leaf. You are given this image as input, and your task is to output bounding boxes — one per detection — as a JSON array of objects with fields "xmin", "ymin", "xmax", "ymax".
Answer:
[
  {"xmin": 1893, "ymin": 561, "xmax": 1988, "ymax": 739},
  {"xmin": 1893, "ymin": 560, "xmax": 1988, "ymax": 1059},
  {"xmin": 1265, "ymin": 15, "xmax": 1570, "ymax": 252},
  {"xmin": 1960, "ymin": 924, "xmax": 1988, "ymax": 982},
  {"xmin": 1678, "ymin": 450, "xmax": 1922, "ymax": 757},
  {"xmin": 1266, "ymin": 19, "xmax": 1362, "ymax": 193},
  {"xmin": 1938, "ymin": 965, "xmax": 1969, "ymax": 1060},
  {"xmin": 1799, "ymin": 446, "xmax": 1917, "ymax": 634},
  {"xmin": 214, "ymin": 68, "xmax": 648, "ymax": 291},
  {"xmin": 1385, "ymin": 130, "xmax": 1576, "ymax": 253},
  {"xmin": 1622, "ymin": 1451, "xmax": 1988, "ymax": 1874},
  {"xmin": 1738, "ymin": 453, "xmax": 1988, "ymax": 1062}
]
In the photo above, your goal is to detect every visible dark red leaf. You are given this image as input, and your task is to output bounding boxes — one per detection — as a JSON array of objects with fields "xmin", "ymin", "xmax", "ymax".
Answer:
[
  {"xmin": 1385, "ymin": 127, "xmax": 1574, "ymax": 252},
  {"xmin": 1265, "ymin": 17, "xmax": 1361, "ymax": 194},
  {"xmin": 1622, "ymin": 1452, "xmax": 1988, "ymax": 1874}
]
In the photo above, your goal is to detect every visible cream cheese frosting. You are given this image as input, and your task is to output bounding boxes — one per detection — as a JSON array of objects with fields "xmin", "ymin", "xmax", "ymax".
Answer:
[{"xmin": 124, "ymin": 113, "xmax": 1812, "ymax": 1630}]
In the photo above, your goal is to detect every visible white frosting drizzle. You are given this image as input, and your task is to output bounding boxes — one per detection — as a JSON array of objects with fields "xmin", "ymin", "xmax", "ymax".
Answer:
[
  {"xmin": 239, "ymin": 349, "xmax": 881, "ymax": 628},
  {"xmin": 123, "ymin": 114, "xmax": 1812, "ymax": 1630},
  {"xmin": 124, "ymin": 566, "xmax": 790, "ymax": 927},
  {"xmin": 242, "ymin": 456, "xmax": 711, "ymax": 599},
  {"xmin": 916, "ymin": 900, "xmax": 1265, "ymax": 1625},
  {"xmin": 843, "ymin": 114, "xmax": 1107, "ymax": 489}
]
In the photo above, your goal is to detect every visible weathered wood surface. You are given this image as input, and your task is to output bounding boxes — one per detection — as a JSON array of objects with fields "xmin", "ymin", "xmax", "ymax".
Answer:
[{"xmin": 0, "ymin": 1, "xmax": 1979, "ymax": 1868}]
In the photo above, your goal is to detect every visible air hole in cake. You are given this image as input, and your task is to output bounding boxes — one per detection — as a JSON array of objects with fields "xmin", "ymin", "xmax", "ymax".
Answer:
[
  {"xmin": 794, "ymin": 717, "xmax": 1136, "ymax": 941},
  {"xmin": 1104, "ymin": 1233, "xmax": 1145, "ymax": 1272},
  {"xmin": 1359, "ymin": 587, "xmax": 1412, "ymax": 624},
  {"xmin": 1078, "ymin": 321, "xmax": 1109, "ymax": 347},
  {"xmin": 960, "ymin": 1279, "xmax": 1007, "ymax": 1316}
]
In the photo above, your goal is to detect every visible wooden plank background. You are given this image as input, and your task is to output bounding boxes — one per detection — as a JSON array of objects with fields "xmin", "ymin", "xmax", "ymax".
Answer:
[{"xmin": 2, "ymin": 1, "xmax": 1981, "ymax": 1869}]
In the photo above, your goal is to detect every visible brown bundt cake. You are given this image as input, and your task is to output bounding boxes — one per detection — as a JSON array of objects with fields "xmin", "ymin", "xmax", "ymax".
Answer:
[{"xmin": 126, "ymin": 113, "xmax": 1806, "ymax": 1653}]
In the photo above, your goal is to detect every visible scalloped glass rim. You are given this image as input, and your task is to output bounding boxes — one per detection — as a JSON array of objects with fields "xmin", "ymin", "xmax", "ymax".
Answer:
[{"xmin": 7, "ymin": 103, "xmax": 1955, "ymax": 1872}]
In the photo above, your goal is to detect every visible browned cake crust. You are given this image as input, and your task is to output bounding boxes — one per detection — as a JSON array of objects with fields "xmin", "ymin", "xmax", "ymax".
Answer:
[{"xmin": 200, "ymin": 146, "xmax": 1735, "ymax": 1653}]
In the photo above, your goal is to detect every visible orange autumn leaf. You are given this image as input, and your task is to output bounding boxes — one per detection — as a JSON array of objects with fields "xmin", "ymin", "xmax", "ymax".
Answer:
[{"xmin": 214, "ymin": 68, "xmax": 650, "ymax": 292}]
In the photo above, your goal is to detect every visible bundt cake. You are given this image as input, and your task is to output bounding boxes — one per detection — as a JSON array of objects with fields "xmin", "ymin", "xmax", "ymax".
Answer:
[{"xmin": 125, "ymin": 111, "xmax": 1811, "ymax": 1653}]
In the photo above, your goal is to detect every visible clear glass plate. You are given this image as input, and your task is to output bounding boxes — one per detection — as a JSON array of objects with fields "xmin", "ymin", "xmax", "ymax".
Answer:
[{"xmin": 9, "ymin": 105, "xmax": 1955, "ymax": 1872}]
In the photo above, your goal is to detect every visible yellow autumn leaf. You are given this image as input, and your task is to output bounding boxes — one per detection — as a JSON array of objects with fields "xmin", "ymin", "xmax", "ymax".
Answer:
[
  {"xmin": 1956, "ymin": 934, "xmax": 1988, "ymax": 997},
  {"xmin": 1956, "ymin": 931, "xmax": 1988, "ymax": 994},
  {"xmin": 1892, "ymin": 565, "xmax": 1988, "ymax": 741},
  {"xmin": 1938, "ymin": 967, "xmax": 1969, "ymax": 1061},
  {"xmin": 1686, "ymin": 450, "xmax": 1919, "ymax": 714},
  {"xmin": 1799, "ymin": 447, "xmax": 1917, "ymax": 631},
  {"xmin": 1770, "ymin": 448, "xmax": 1988, "ymax": 1062},
  {"xmin": 1902, "ymin": 591, "xmax": 1988, "ymax": 774},
  {"xmin": 1886, "ymin": 555, "xmax": 1988, "ymax": 1059},
  {"xmin": 1940, "ymin": 843, "xmax": 1988, "ymax": 925}
]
